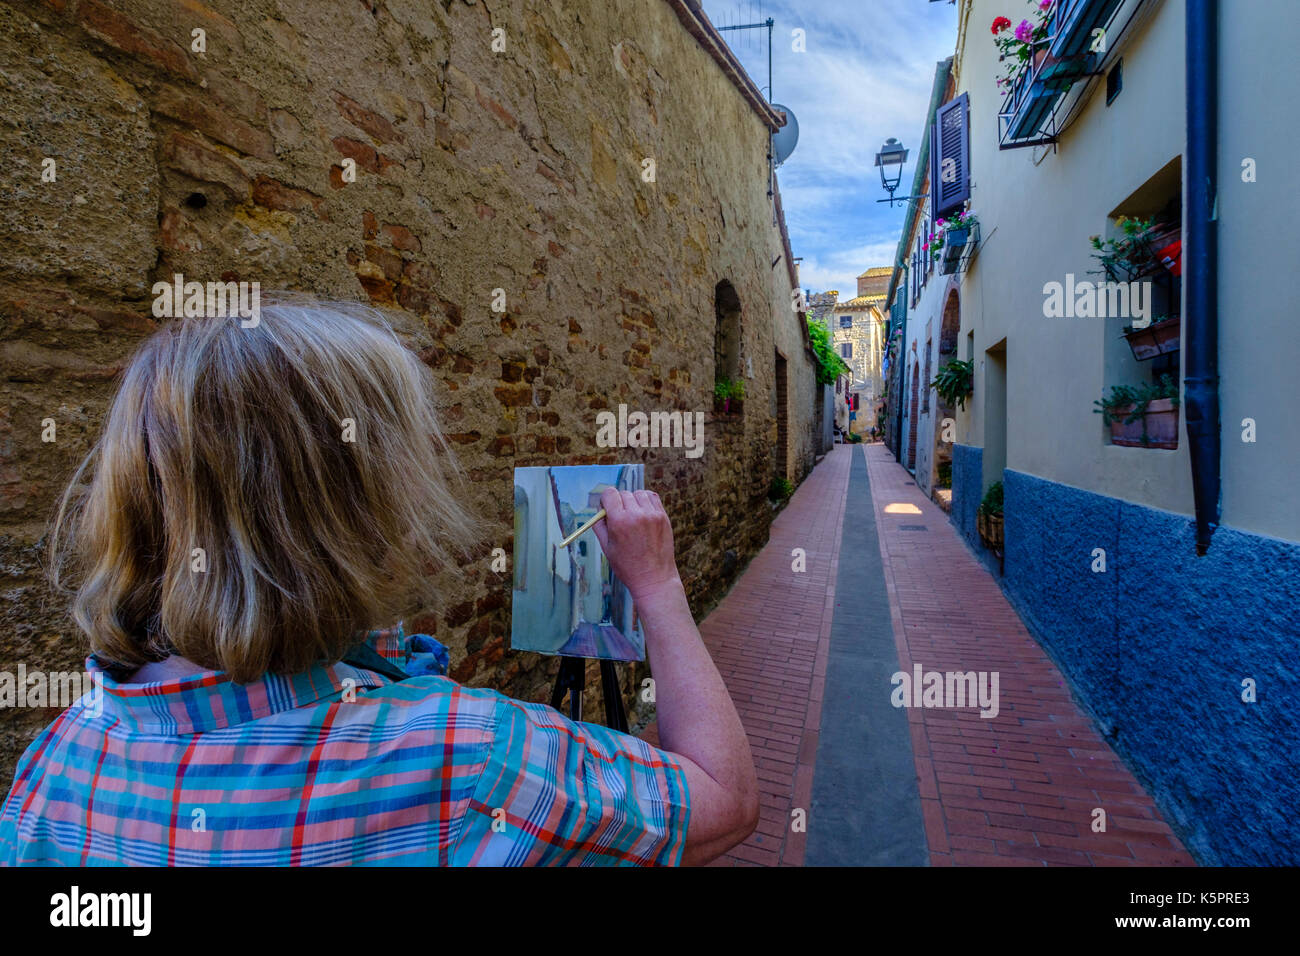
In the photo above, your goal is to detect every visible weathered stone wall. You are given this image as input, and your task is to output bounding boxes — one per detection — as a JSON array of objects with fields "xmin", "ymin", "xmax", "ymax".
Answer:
[{"xmin": 0, "ymin": 0, "xmax": 818, "ymax": 782}]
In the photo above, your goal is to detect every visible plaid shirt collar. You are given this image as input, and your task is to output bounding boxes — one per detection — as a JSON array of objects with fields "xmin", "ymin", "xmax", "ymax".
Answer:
[{"xmin": 85, "ymin": 654, "xmax": 393, "ymax": 736}]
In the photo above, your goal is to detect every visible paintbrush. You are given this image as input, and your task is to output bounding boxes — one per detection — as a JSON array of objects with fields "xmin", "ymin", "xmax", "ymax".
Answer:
[{"xmin": 558, "ymin": 508, "xmax": 606, "ymax": 548}]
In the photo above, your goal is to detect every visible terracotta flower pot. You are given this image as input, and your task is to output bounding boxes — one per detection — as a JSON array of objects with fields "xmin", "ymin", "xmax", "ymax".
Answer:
[
  {"xmin": 1123, "ymin": 316, "xmax": 1181, "ymax": 361},
  {"xmin": 977, "ymin": 511, "xmax": 1004, "ymax": 551},
  {"xmin": 1108, "ymin": 398, "xmax": 1179, "ymax": 449}
]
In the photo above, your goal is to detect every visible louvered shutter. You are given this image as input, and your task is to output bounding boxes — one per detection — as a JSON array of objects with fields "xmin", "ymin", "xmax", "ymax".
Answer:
[{"xmin": 931, "ymin": 93, "xmax": 971, "ymax": 218}]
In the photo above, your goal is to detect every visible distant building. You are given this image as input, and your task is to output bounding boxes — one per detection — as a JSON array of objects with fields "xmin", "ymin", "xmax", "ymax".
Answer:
[{"xmin": 830, "ymin": 272, "xmax": 889, "ymax": 437}]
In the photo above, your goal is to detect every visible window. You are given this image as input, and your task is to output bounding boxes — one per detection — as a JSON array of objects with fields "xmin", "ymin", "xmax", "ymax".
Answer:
[
  {"xmin": 922, "ymin": 337, "xmax": 932, "ymax": 414},
  {"xmin": 1106, "ymin": 59, "xmax": 1123, "ymax": 106},
  {"xmin": 840, "ymin": 342, "xmax": 853, "ymax": 359},
  {"xmin": 714, "ymin": 280, "xmax": 743, "ymax": 384},
  {"xmin": 840, "ymin": 316, "xmax": 853, "ymax": 329},
  {"xmin": 930, "ymin": 93, "xmax": 971, "ymax": 218},
  {"xmin": 925, "ymin": 214, "xmax": 934, "ymax": 281}
]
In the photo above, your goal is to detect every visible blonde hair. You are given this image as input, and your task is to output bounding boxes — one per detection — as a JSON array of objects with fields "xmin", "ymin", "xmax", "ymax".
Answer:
[{"xmin": 49, "ymin": 297, "xmax": 476, "ymax": 682}]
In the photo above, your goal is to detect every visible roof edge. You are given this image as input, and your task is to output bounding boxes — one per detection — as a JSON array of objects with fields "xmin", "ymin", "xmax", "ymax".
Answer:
[
  {"xmin": 886, "ymin": 56, "xmax": 953, "ymax": 308},
  {"xmin": 663, "ymin": 0, "xmax": 786, "ymax": 132}
]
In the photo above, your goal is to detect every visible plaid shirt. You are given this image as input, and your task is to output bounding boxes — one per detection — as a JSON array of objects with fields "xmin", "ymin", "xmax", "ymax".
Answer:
[{"xmin": 0, "ymin": 629, "xmax": 689, "ymax": 866}]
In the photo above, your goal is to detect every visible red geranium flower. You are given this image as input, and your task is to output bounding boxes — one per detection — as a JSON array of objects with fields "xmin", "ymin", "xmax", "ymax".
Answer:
[{"xmin": 991, "ymin": 16, "xmax": 1012, "ymax": 34}]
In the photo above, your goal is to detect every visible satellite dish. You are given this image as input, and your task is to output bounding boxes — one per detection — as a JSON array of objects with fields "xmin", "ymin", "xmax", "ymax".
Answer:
[{"xmin": 771, "ymin": 103, "xmax": 799, "ymax": 167}]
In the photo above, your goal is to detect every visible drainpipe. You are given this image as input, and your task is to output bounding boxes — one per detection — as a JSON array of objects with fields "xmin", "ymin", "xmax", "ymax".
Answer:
[
  {"xmin": 893, "ymin": 262, "xmax": 909, "ymax": 463},
  {"xmin": 1184, "ymin": 0, "xmax": 1220, "ymax": 555}
]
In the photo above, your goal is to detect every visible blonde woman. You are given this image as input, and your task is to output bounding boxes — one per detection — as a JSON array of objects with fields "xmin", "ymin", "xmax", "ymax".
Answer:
[{"xmin": 0, "ymin": 299, "xmax": 756, "ymax": 866}]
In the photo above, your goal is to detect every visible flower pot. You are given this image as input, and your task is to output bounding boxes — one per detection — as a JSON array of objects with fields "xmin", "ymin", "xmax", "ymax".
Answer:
[
  {"xmin": 713, "ymin": 396, "xmax": 743, "ymax": 417},
  {"xmin": 1123, "ymin": 316, "xmax": 1181, "ymax": 361},
  {"xmin": 978, "ymin": 511, "xmax": 1004, "ymax": 551},
  {"xmin": 1107, "ymin": 398, "xmax": 1179, "ymax": 449},
  {"xmin": 940, "ymin": 228, "xmax": 971, "ymax": 276}
]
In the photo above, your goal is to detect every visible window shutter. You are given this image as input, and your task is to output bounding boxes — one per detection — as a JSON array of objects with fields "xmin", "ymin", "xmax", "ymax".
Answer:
[{"xmin": 932, "ymin": 93, "xmax": 971, "ymax": 218}]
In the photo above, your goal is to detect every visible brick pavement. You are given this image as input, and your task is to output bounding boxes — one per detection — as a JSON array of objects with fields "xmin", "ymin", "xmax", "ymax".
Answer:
[
  {"xmin": 862, "ymin": 443, "xmax": 1194, "ymax": 866},
  {"xmin": 640, "ymin": 443, "xmax": 851, "ymax": 866},
  {"xmin": 642, "ymin": 442, "xmax": 1194, "ymax": 866}
]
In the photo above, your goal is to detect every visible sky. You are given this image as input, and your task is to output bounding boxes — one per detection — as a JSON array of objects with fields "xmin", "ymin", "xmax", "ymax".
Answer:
[{"xmin": 700, "ymin": 0, "xmax": 959, "ymax": 297}]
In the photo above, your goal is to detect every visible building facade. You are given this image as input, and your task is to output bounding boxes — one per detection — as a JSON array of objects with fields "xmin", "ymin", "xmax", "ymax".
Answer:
[
  {"xmin": 0, "ymin": 0, "xmax": 822, "ymax": 784},
  {"xmin": 885, "ymin": 0, "xmax": 1300, "ymax": 864}
]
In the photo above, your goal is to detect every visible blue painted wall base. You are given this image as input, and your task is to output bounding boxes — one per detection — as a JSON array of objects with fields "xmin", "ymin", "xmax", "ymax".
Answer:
[
  {"xmin": 993, "ymin": 468, "xmax": 1300, "ymax": 866},
  {"xmin": 951, "ymin": 443, "xmax": 982, "ymax": 551}
]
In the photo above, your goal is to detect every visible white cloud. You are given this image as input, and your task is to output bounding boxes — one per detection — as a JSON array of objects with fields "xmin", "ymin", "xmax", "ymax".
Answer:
[
  {"xmin": 796, "ymin": 239, "xmax": 901, "ymax": 296},
  {"xmin": 703, "ymin": 0, "xmax": 958, "ymax": 300}
]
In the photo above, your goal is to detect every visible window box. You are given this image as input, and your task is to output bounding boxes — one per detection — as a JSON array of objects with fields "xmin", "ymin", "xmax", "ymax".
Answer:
[
  {"xmin": 1107, "ymin": 398, "xmax": 1178, "ymax": 448},
  {"xmin": 935, "ymin": 220, "xmax": 981, "ymax": 276},
  {"xmin": 1122, "ymin": 316, "xmax": 1180, "ymax": 361},
  {"xmin": 1003, "ymin": 49, "xmax": 1062, "ymax": 141},
  {"xmin": 713, "ymin": 396, "xmax": 744, "ymax": 417},
  {"xmin": 941, "ymin": 228, "xmax": 969, "ymax": 274},
  {"xmin": 977, "ymin": 511, "xmax": 1004, "ymax": 551}
]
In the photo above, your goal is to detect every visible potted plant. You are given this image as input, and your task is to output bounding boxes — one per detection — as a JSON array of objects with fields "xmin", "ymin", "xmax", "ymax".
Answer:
[
  {"xmin": 927, "ymin": 211, "xmax": 980, "ymax": 276},
  {"xmin": 1089, "ymin": 216, "xmax": 1181, "ymax": 282},
  {"xmin": 1122, "ymin": 315, "xmax": 1181, "ymax": 361},
  {"xmin": 930, "ymin": 358, "xmax": 975, "ymax": 411},
  {"xmin": 1094, "ymin": 374, "xmax": 1180, "ymax": 448},
  {"xmin": 991, "ymin": 2, "xmax": 1053, "ymax": 91},
  {"xmin": 977, "ymin": 480, "xmax": 1004, "ymax": 552},
  {"xmin": 713, "ymin": 377, "xmax": 745, "ymax": 415},
  {"xmin": 936, "ymin": 461, "xmax": 952, "ymax": 490}
]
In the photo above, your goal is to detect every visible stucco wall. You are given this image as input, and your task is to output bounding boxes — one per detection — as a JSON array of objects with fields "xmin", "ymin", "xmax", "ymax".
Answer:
[
  {"xmin": 953, "ymin": 0, "xmax": 1300, "ymax": 540},
  {"xmin": 1002, "ymin": 469, "xmax": 1300, "ymax": 865},
  {"xmin": 943, "ymin": 0, "xmax": 1300, "ymax": 864},
  {"xmin": 0, "ymin": 0, "xmax": 817, "ymax": 783}
]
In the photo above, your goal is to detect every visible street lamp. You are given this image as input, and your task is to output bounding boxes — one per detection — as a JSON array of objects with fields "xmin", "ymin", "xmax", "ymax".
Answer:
[
  {"xmin": 874, "ymin": 137, "xmax": 928, "ymax": 207},
  {"xmin": 875, "ymin": 138, "xmax": 907, "ymax": 199}
]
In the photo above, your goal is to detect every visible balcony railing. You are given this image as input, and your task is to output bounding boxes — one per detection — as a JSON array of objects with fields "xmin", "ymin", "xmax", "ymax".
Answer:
[{"xmin": 997, "ymin": 0, "xmax": 1137, "ymax": 149}]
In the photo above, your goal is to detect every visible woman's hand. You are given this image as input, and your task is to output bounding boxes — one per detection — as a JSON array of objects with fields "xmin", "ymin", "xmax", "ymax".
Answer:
[{"xmin": 591, "ymin": 488, "xmax": 680, "ymax": 601}]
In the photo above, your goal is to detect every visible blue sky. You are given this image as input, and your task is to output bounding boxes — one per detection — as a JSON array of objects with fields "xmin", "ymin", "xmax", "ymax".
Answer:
[{"xmin": 700, "ymin": 0, "xmax": 959, "ymax": 296}]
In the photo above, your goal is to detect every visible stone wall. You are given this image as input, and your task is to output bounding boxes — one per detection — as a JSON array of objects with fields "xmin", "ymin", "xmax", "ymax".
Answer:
[{"xmin": 0, "ymin": 0, "xmax": 819, "ymax": 783}]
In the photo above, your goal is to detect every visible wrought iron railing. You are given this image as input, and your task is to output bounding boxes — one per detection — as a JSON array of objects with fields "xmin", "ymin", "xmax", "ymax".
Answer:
[{"xmin": 997, "ymin": 0, "xmax": 1137, "ymax": 149}]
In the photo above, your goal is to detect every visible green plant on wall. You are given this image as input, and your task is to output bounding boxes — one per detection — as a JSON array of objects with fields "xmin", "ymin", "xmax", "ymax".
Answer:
[
  {"xmin": 713, "ymin": 377, "xmax": 745, "ymax": 401},
  {"xmin": 1093, "ymin": 374, "xmax": 1179, "ymax": 425},
  {"xmin": 1089, "ymin": 216, "xmax": 1160, "ymax": 281},
  {"xmin": 930, "ymin": 359, "xmax": 974, "ymax": 411},
  {"xmin": 768, "ymin": 476, "xmax": 793, "ymax": 502},
  {"xmin": 806, "ymin": 317, "xmax": 850, "ymax": 385},
  {"xmin": 978, "ymin": 480, "xmax": 1004, "ymax": 517}
]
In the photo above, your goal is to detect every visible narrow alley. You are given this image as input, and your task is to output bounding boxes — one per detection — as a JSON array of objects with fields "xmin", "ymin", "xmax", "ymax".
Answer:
[{"xmin": 645, "ymin": 443, "xmax": 1193, "ymax": 867}]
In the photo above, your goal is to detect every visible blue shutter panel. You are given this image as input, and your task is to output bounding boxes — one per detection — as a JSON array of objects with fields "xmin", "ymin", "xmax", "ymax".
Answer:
[{"xmin": 933, "ymin": 93, "xmax": 971, "ymax": 218}]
